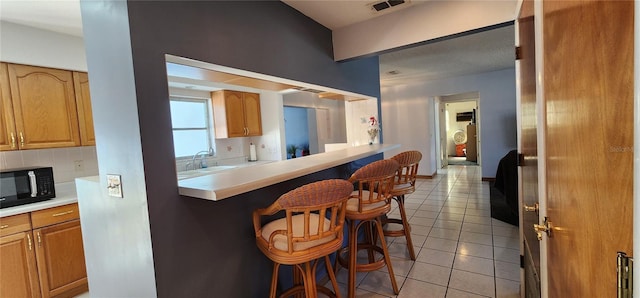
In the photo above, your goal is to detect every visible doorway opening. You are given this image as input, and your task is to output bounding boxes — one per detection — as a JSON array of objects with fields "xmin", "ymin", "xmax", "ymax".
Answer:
[
  {"xmin": 435, "ymin": 92, "xmax": 480, "ymax": 168},
  {"xmin": 283, "ymin": 106, "xmax": 316, "ymax": 159}
]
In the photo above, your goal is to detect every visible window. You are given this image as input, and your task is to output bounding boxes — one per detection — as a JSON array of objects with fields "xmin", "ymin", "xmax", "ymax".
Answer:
[{"xmin": 170, "ymin": 98, "xmax": 213, "ymax": 158}]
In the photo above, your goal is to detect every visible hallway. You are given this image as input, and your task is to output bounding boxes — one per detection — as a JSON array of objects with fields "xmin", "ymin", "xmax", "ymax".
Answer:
[{"xmin": 330, "ymin": 165, "xmax": 520, "ymax": 297}]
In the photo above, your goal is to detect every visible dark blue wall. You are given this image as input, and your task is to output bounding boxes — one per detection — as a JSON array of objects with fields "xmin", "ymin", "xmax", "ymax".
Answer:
[{"xmin": 122, "ymin": 1, "xmax": 381, "ymax": 296}]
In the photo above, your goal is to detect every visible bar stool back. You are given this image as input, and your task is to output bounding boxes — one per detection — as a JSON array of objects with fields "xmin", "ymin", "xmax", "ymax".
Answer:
[
  {"xmin": 338, "ymin": 159, "xmax": 400, "ymax": 297},
  {"xmin": 253, "ymin": 179, "xmax": 354, "ymax": 298},
  {"xmin": 385, "ymin": 150, "xmax": 422, "ymax": 260}
]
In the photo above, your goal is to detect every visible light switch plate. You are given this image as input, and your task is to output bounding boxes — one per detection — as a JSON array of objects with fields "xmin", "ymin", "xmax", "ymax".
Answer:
[{"xmin": 107, "ymin": 174, "xmax": 123, "ymax": 198}]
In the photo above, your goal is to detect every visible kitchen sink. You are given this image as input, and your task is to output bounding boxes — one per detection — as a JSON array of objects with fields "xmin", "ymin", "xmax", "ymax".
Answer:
[{"xmin": 177, "ymin": 166, "xmax": 236, "ymax": 180}]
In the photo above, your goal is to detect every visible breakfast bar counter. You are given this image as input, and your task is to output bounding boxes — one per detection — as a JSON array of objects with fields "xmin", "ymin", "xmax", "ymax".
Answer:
[{"xmin": 178, "ymin": 143, "xmax": 400, "ymax": 201}]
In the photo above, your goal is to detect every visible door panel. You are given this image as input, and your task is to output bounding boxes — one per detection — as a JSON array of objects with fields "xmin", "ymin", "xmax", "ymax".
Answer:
[
  {"xmin": 517, "ymin": 0, "xmax": 540, "ymax": 296},
  {"xmin": 243, "ymin": 92, "xmax": 262, "ymax": 136},
  {"xmin": 0, "ymin": 63, "xmax": 17, "ymax": 151},
  {"xmin": 34, "ymin": 220, "xmax": 88, "ymax": 297},
  {"xmin": 0, "ymin": 231, "xmax": 41, "ymax": 298},
  {"xmin": 543, "ymin": 1, "xmax": 633, "ymax": 296},
  {"xmin": 7, "ymin": 64, "xmax": 80, "ymax": 149},
  {"xmin": 73, "ymin": 72, "xmax": 95, "ymax": 146}
]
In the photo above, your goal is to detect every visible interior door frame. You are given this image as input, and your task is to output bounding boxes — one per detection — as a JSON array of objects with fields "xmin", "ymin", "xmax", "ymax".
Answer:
[
  {"xmin": 634, "ymin": 0, "xmax": 640, "ymax": 291},
  {"xmin": 435, "ymin": 97, "xmax": 448, "ymax": 169},
  {"xmin": 533, "ymin": 0, "xmax": 548, "ymax": 296},
  {"xmin": 434, "ymin": 96, "xmax": 482, "ymax": 168}
]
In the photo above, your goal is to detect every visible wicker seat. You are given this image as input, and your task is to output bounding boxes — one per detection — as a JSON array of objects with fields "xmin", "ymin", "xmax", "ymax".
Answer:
[
  {"xmin": 253, "ymin": 179, "xmax": 353, "ymax": 298},
  {"xmin": 337, "ymin": 159, "xmax": 400, "ymax": 298},
  {"xmin": 384, "ymin": 150, "xmax": 422, "ymax": 260}
]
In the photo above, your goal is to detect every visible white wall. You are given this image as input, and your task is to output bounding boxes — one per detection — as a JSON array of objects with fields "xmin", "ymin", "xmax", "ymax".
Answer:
[
  {"xmin": 0, "ymin": 21, "xmax": 87, "ymax": 71},
  {"xmin": 0, "ymin": 147, "xmax": 99, "ymax": 183},
  {"xmin": 333, "ymin": 0, "xmax": 517, "ymax": 61},
  {"xmin": 381, "ymin": 89, "xmax": 436, "ymax": 175},
  {"xmin": 381, "ymin": 68, "xmax": 517, "ymax": 178},
  {"xmin": 345, "ymin": 98, "xmax": 380, "ymax": 146}
]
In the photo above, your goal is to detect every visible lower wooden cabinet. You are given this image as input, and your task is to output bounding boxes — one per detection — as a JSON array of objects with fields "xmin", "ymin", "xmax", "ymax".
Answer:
[
  {"xmin": 34, "ymin": 219, "xmax": 88, "ymax": 298},
  {"xmin": 0, "ymin": 231, "xmax": 41, "ymax": 298},
  {"xmin": 0, "ymin": 204, "xmax": 88, "ymax": 298}
]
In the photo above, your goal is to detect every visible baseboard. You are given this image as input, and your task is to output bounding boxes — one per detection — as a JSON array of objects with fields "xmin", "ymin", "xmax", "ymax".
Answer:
[
  {"xmin": 417, "ymin": 172, "xmax": 437, "ymax": 179},
  {"xmin": 482, "ymin": 177, "xmax": 496, "ymax": 182}
]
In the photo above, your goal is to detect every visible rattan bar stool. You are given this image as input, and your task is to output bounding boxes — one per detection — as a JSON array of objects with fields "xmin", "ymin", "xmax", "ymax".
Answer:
[
  {"xmin": 253, "ymin": 179, "xmax": 353, "ymax": 298},
  {"xmin": 337, "ymin": 159, "xmax": 400, "ymax": 298},
  {"xmin": 384, "ymin": 150, "xmax": 422, "ymax": 260}
]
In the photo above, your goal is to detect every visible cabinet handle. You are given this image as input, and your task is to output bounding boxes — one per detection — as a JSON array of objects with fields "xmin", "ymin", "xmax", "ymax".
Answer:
[
  {"xmin": 0, "ymin": 224, "xmax": 8, "ymax": 229},
  {"xmin": 52, "ymin": 210, "xmax": 74, "ymax": 217},
  {"xmin": 246, "ymin": 127, "xmax": 250, "ymax": 135},
  {"xmin": 19, "ymin": 132, "xmax": 24, "ymax": 147},
  {"xmin": 37, "ymin": 232, "xmax": 42, "ymax": 247},
  {"xmin": 10, "ymin": 133, "xmax": 16, "ymax": 148},
  {"xmin": 27, "ymin": 233, "xmax": 33, "ymax": 251}
]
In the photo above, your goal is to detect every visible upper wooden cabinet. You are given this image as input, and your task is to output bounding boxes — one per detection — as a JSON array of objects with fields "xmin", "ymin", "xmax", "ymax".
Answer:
[
  {"xmin": 211, "ymin": 90, "xmax": 262, "ymax": 138},
  {"xmin": 0, "ymin": 63, "xmax": 96, "ymax": 151},
  {"xmin": 0, "ymin": 63, "xmax": 17, "ymax": 150},
  {"xmin": 5, "ymin": 64, "xmax": 80, "ymax": 149},
  {"xmin": 73, "ymin": 72, "xmax": 95, "ymax": 146}
]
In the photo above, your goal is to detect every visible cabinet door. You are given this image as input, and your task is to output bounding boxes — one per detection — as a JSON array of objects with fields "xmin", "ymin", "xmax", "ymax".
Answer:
[
  {"xmin": 0, "ymin": 231, "xmax": 41, "ymax": 298},
  {"xmin": 7, "ymin": 64, "xmax": 80, "ymax": 149},
  {"xmin": 34, "ymin": 219, "xmax": 88, "ymax": 298},
  {"xmin": 73, "ymin": 72, "xmax": 95, "ymax": 146},
  {"xmin": 0, "ymin": 62, "xmax": 18, "ymax": 151},
  {"xmin": 243, "ymin": 92, "xmax": 262, "ymax": 137},
  {"xmin": 224, "ymin": 90, "xmax": 248, "ymax": 137}
]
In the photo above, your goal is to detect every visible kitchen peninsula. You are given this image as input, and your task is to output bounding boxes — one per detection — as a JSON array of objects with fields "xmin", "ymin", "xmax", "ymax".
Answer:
[{"xmin": 179, "ymin": 143, "xmax": 400, "ymax": 200}]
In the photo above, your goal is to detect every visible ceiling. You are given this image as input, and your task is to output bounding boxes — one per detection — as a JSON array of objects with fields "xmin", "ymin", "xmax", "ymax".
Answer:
[{"xmin": 0, "ymin": 0, "xmax": 515, "ymax": 87}]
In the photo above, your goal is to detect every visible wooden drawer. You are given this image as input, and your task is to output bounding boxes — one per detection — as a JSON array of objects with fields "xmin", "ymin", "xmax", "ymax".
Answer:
[
  {"xmin": 0, "ymin": 213, "xmax": 32, "ymax": 237},
  {"xmin": 31, "ymin": 203, "xmax": 79, "ymax": 229}
]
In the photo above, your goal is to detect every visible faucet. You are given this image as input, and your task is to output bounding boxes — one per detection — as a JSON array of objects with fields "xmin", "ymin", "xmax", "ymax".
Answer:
[{"xmin": 190, "ymin": 147, "xmax": 215, "ymax": 170}]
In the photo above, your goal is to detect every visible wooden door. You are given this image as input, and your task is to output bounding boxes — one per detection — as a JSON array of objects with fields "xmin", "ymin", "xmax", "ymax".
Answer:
[
  {"xmin": 517, "ymin": 0, "xmax": 541, "ymax": 296},
  {"xmin": 542, "ymin": 0, "xmax": 633, "ymax": 296},
  {"xmin": 73, "ymin": 72, "xmax": 96, "ymax": 146},
  {"xmin": 0, "ymin": 62, "xmax": 18, "ymax": 151},
  {"xmin": 0, "ymin": 231, "xmax": 41, "ymax": 298},
  {"xmin": 34, "ymin": 220, "xmax": 88, "ymax": 298},
  {"xmin": 7, "ymin": 64, "xmax": 80, "ymax": 149},
  {"xmin": 243, "ymin": 91, "xmax": 262, "ymax": 136},
  {"xmin": 465, "ymin": 124, "xmax": 477, "ymax": 162}
]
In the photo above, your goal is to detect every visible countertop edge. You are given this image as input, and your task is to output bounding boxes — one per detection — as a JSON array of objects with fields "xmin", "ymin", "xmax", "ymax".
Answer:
[
  {"xmin": 178, "ymin": 144, "xmax": 400, "ymax": 201},
  {"xmin": 0, "ymin": 182, "xmax": 79, "ymax": 217}
]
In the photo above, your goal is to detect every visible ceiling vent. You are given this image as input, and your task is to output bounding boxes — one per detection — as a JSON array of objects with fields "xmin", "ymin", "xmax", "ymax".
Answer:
[{"xmin": 372, "ymin": 0, "xmax": 406, "ymax": 12}]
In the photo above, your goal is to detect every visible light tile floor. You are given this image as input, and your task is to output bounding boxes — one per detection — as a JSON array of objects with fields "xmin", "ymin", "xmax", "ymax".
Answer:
[{"xmin": 328, "ymin": 165, "xmax": 520, "ymax": 298}]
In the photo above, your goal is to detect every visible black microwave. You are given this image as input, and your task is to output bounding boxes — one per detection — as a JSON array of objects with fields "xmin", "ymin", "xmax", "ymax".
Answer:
[{"xmin": 0, "ymin": 166, "xmax": 55, "ymax": 209}]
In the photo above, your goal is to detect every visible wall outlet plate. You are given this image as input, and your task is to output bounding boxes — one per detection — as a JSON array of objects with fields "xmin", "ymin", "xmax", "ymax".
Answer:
[{"xmin": 107, "ymin": 174, "xmax": 123, "ymax": 198}]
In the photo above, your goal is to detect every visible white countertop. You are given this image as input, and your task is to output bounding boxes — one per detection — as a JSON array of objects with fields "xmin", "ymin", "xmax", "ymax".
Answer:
[
  {"xmin": 0, "ymin": 182, "xmax": 78, "ymax": 217},
  {"xmin": 178, "ymin": 144, "xmax": 400, "ymax": 201}
]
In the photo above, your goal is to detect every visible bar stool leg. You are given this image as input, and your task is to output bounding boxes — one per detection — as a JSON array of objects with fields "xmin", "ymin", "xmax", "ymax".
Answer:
[
  {"xmin": 302, "ymin": 262, "xmax": 318, "ymax": 298},
  {"xmin": 347, "ymin": 219, "xmax": 357, "ymax": 298},
  {"xmin": 270, "ymin": 263, "xmax": 280, "ymax": 298},
  {"xmin": 397, "ymin": 195, "xmax": 416, "ymax": 260},
  {"xmin": 324, "ymin": 255, "xmax": 342, "ymax": 298},
  {"xmin": 375, "ymin": 216, "xmax": 399, "ymax": 294}
]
